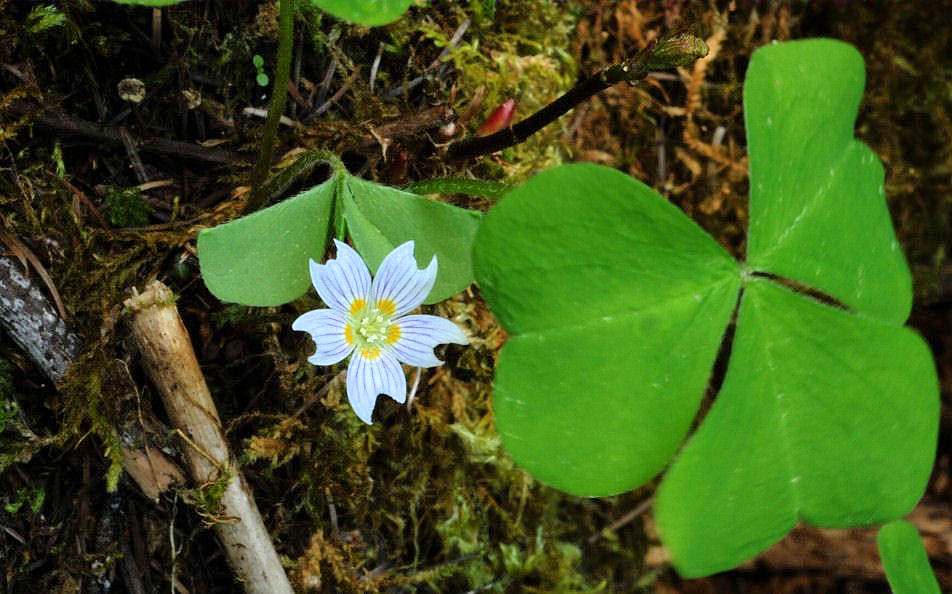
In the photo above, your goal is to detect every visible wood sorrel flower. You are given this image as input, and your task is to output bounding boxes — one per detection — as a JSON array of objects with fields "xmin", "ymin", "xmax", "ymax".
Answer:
[{"xmin": 292, "ymin": 240, "xmax": 468, "ymax": 424}]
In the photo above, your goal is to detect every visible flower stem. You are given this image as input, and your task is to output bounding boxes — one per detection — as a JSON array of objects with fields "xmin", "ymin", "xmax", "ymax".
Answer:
[{"xmin": 245, "ymin": 0, "xmax": 295, "ymax": 215}]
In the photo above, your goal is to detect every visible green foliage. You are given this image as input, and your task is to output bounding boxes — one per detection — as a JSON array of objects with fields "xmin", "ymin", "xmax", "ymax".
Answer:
[
  {"xmin": 313, "ymin": 0, "xmax": 413, "ymax": 27},
  {"xmin": 0, "ymin": 398, "xmax": 15, "ymax": 435},
  {"xmin": 343, "ymin": 176, "xmax": 482, "ymax": 303},
  {"xmin": 0, "ymin": 358, "xmax": 13, "ymax": 405},
  {"xmin": 745, "ymin": 40, "xmax": 911, "ymax": 323},
  {"xmin": 198, "ymin": 161, "xmax": 482, "ymax": 307},
  {"xmin": 877, "ymin": 520, "xmax": 941, "ymax": 594},
  {"xmin": 26, "ymin": 5, "xmax": 66, "ymax": 34},
  {"xmin": 446, "ymin": 2, "xmax": 578, "ymax": 182},
  {"xmin": 51, "ymin": 141, "xmax": 65, "ymax": 178},
  {"xmin": 180, "ymin": 467, "xmax": 235, "ymax": 523},
  {"xmin": 3, "ymin": 485, "xmax": 45, "ymax": 515},
  {"xmin": 200, "ymin": 177, "xmax": 335, "ymax": 307},
  {"xmin": 104, "ymin": 187, "xmax": 150, "ymax": 227},
  {"xmin": 474, "ymin": 163, "xmax": 740, "ymax": 496},
  {"xmin": 656, "ymin": 278, "xmax": 936, "ymax": 577},
  {"xmin": 252, "ymin": 54, "xmax": 270, "ymax": 87},
  {"xmin": 0, "ymin": 360, "xmax": 42, "ymax": 475},
  {"xmin": 472, "ymin": 39, "xmax": 939, "ymax": 578}
]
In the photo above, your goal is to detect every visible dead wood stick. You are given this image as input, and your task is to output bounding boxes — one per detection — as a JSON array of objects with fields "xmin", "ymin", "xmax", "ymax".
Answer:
[
  {"xmin": 124, "ymin": 281, "xmax": 293, "ymax": 594},
  {"xmin": 0, "ymin": 256, "xmax": 80, "ymax": 383},
  {"xmin": 0, "ymin": 256, "xmax": 184, "ymax": 502},
  {"xmin": 10, "ymin": 100, "xmax": 242, "ymax": 164}
]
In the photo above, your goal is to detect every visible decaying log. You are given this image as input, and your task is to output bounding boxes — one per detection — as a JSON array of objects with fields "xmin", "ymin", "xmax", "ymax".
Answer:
[
  {"xmin": 125, "ymin": 280, "xmax": 293, "ymax": 594},
  {"xmin": 0, "ymin": 256, "xmax": 184, "ymax": 502}
]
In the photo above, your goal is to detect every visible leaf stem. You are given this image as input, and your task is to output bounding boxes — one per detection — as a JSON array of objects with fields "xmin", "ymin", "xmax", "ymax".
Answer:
[
  {"xmin": 246, "ymin": 0, "xmax": 295, "ymax": 214},
  {"xmin": 251, "ymin": 149, "xmax": 347, "ymax": 206},
  {"xmin": 446, "ymin": 33, "xmax": 708, "ymax": 161}
]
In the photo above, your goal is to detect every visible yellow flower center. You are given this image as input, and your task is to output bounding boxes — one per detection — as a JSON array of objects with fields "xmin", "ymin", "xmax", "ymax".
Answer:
[{"xmin": 345, "ymin": 299, "xmax": 401, "ymax": 358}]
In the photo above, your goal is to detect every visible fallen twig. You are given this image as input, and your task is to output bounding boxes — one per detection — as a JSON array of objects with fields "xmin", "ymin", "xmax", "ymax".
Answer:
[
  {"xmin": 9, "ymin": 100, "xmax": 242, "ymax": 164},
  {"xmin": 124, "ymin": 281, "xmax": 293, "ymax": 594}
]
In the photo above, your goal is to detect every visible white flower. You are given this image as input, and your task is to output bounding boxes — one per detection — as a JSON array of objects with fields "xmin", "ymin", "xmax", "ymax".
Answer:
[{"xmin": 292, "ymin": 240, "xmax": 469, "ymax": 424}]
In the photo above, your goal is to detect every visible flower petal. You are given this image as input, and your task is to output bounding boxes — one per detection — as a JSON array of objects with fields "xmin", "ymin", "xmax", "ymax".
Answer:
[
  {"xmin": 292, "ymin": 308, "xmax": 354, "ymax": 365},
  {"xmin": 371, "ymin": 241, "xmax": 437, "ymax": 317},
  {"xmin": 346, "ymin": 349, "xmax": 407, "ymax": 424},
  {"xmin": 390, "ymin": 314, "xmax": 469, "ymax": 368},
  {"xmin": 310, "ymin": 240, "xmax": 371, "ymax": 312}
]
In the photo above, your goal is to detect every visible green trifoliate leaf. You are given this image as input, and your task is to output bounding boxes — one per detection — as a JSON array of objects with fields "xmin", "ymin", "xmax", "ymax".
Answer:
[
  {"xmin": 473, "ymin": 163, "xmax": 741, "ymax": 495},
  {"xmin": 655, "ymin": 278, "xmax": 938, "ymax": 577},
  {"xmin": 343, "ymin": 176, "xmax": 482, "ymax": 304},
  {"xmin": 470, "ymin": 39, "xmax": 939, "ymax": 579},
  {"xmin": 198, "ymin": 164, "xmax": 482, "ymax": 308},
  {"xmin": 877, "ymin": 520, "xmax": 941, "ymax": 594},
  {"xmin": 312, "ymin": 0, "xmax": 413, "ymax": 26},
  {"xmin": 198, "ymin": 177, "xmax": 336, "ymax": 306},
  {"xmin": 745, "ymin": 39, "xmax": 911, "ymax": 323}
]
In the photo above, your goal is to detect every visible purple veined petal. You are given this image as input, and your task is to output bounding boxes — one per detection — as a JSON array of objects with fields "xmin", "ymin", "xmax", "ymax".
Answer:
[
  {"xmin": 345, "ymin": 348, "xmax": 407, "ymax": 424},
  {"xmin": 309, "ymin": 240, "xmax": 371, "ymax": 313},
  {"xmin": 389, "ymin": 314, "xmax": 468, "ymax": 368},
  {"xmin": 370, "ymin": 241, "xmax": 437, "ymax": 318},
  {"xmin": 292, "ymin": 308, "xmax": 355, "ymax": 365}
]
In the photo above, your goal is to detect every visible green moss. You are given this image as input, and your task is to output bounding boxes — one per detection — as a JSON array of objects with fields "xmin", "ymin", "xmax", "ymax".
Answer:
[
  {"xmin": 180, "ymin": 466, "xmax": 235, "ymax": 524},
  {"xmin": 445, "ymin": 1, "xmax": 581, "ymax": 183},
  {"xmin": 25, "ymin": 5, "xmax": 66, "ymax": 35},
  {"xmin": 3, "ymin": 485, "xmax": 45, "ymax": 515},
  {"xmin": 104, "ymin": 187, "xmax": 151, "ymax": 228}
]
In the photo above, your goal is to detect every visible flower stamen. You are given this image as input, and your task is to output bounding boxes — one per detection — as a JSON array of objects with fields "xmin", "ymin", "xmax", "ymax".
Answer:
[{"xmin": 350, "ymin": 305, "xmax": 396, "ymax": 350}]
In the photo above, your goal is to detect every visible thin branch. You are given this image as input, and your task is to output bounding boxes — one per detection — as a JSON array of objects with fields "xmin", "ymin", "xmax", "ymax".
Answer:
[
  {"xmin": 446, "ymin": 33, "xmax": 708, "ymax": 161},
  {"xmin": 9, "ymin": 101, "xmax": 242, "ymax": 164}
]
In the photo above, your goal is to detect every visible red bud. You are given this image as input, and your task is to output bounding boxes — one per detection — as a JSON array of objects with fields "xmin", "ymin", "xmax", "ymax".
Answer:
[{"xmin": 476, "ymin": 99, "xmax": 516, "ymax": 137}]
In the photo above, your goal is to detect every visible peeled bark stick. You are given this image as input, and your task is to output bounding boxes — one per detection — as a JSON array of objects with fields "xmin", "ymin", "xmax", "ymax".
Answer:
[{"xmin": 124, "ymin": 280, "xmax": 293, "ymax": 594}]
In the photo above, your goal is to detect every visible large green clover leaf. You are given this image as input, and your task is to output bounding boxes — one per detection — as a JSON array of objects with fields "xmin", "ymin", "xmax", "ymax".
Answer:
[
  {"xmin": 474, "ymin": 163, "xmax": 741, "ymax": 496},
  {"xmin": 654, "ymin": 278, "xmax": 938, "ymax": 576},
  {"xmin": 312, "ymin": 0, "xmax": 412, "ymax": 26},
  {"xmin": 745, "ymin": 39, "xmax": 911, "ymax": 324},
  {"xmin": 198, "ymin": 169, "xmax": 480, "ymax": 306},
  {"xmin": 472, "ymin": 38, "xmax": 939, "ymax": 577}
]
